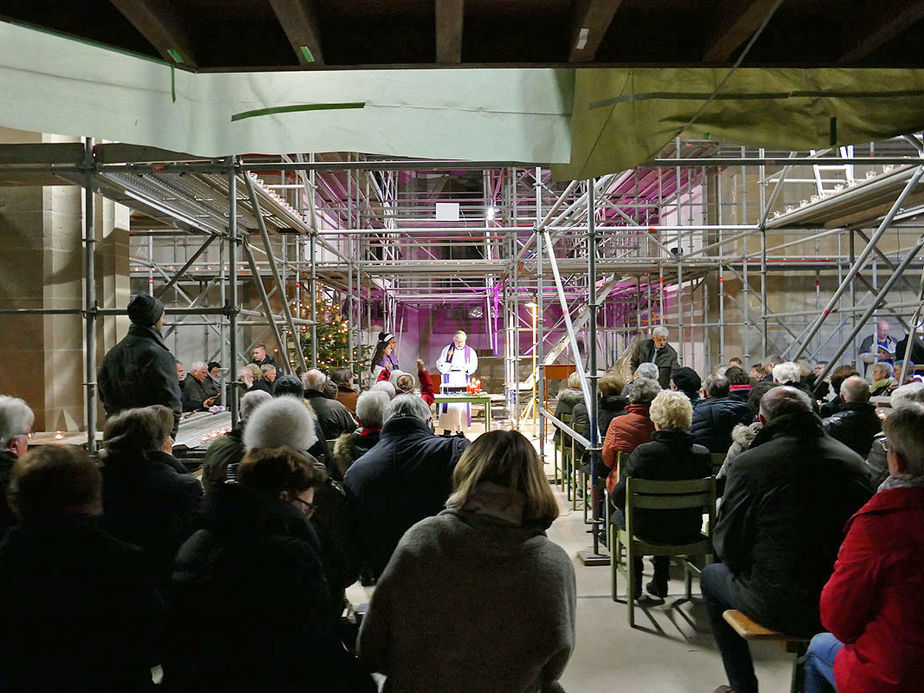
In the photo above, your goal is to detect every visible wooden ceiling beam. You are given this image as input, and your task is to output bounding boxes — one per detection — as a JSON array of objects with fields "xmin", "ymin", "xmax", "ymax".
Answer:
[
  {"xmin": 569, "ymin": 0, "xmax": 624, "ymax": 62},
  {"xmin": 267, "ymin": 0, "xmax": 325, "ymax": 67},
  {"xmin": 436, "ymin": 0, "xmax": 464, "ymax": 64},
  {"xmin": 837, "ymin": 0, "xmax": 924, "ymax": 65},
  {"xmin": 109, "ymin": 0, "xmax": 196, "ymax": 67},
  {"xmin": 702, "ymin": 0, "xmax": 780, "ymax": 63}
]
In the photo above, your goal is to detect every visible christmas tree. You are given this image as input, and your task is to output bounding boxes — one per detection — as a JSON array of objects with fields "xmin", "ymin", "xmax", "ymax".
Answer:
[{"xmin": 290, "ymin": 294, "xmax": 370, "ymax": 372}]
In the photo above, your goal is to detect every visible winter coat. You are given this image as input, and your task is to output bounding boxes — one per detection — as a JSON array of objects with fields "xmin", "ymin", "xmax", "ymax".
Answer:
[
  {"xmin": 305, "ymin": 390, "xmax": 358, "ymax": 440},
  {"xmin": 552, "ymin": 388, "xmax": 584, "ymax": 444},
  {"xmin": 359, "ymin": 506, "xmax": 576, "ymax": 693},
  {"xmin": 864, "ymin": 432, "xmax": 890, "ymax": 487},
  {"xmin": 0, "ymin": 450, "xmax": 16, "ymax": 537},
  {"xmin": 98, "ymin": 324, "xmax": 182, "ymax": 434},
  {"xmin": 573, "ymin": 393, "xmax": 629, "ymax": 477},
  {"xmin": 343, "ymin": 415, "xmax": 469, "ymax": 577},
  {"xmin": 714, "ymin": 411, "xmax": 873, "ymax": 636},
  {"xmin": 200, "ymin": 428, "xmax": 245, "ymax": 490},
  {"xmin": 718, "ymin": 421, "xmax": 761, "ymax": 479},
  {"xmin": 335, "ymin": 386, "xmax": 360, "ymax": 415},
  {"xmin": 101, "ymin": 450, "xmax": 203, "ymax": 588},
  {"xmin": 332, "ymin": 428, "xmax": 380, "ymax": 480},
  {"xmin": 631, "ymin": 339, "xmax": 680, "ymax": 389},
  {"xmin": 820, "ymin": 487, "xmax": 924, "ymax": 693},
  {"xmin": 182, "ymin": 374, "xmax": 219, "ymax": 410},
  {"xmin": 690, "ymin": 396, "xmax": 753, "ymax": 453},
  {"xmin": 602, "ymin": 403, "xmax": 654, "ymax": 494},
  {"xmin": 819, "ymin": 397, "xmax": 842, "ymax": 419},
  {"xmin": 167, "ymin": 484, "xmax": 373, "ymax": 692},
  {"xmin": 822, "ymin": 401, "xmax": 882, "ymax": 458},
  {"xmin": 610, "ymin": 429, "xmax": 712, "ymax": 543},
  {"xmin": 0, "ymin": 515, "xmax": 161, "ymax": 692},
  {"xmin": 311, "ymin": 476, "xmax": 361, "ymax": 617}
]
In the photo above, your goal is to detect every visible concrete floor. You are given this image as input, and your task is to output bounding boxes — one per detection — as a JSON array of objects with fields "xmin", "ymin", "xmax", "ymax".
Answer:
[{"xmin": 347, "ymin": 426, "xmax": 794, "ymax": 692}]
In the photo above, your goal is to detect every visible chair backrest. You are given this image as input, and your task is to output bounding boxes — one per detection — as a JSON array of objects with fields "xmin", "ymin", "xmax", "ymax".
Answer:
[
  {"xmin": 625, "ymin": 476, "xmax": 716, "ymax": 538},
  {"xmin": 710, "ymin": 452, "xmax": 725, "ymax": 476},
  {"xmin": 616, "ymin": 451, "xmax": 630, "ymax": 478}
]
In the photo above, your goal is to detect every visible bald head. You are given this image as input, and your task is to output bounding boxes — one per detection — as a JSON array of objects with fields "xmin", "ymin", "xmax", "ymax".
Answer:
[
  {"xmin": 759, "ymin": 385, "xmax": 812, "ymax": 422},
  {"xmin": 877, "ymin": 320, "xmax": 890, "ymax": 340}
]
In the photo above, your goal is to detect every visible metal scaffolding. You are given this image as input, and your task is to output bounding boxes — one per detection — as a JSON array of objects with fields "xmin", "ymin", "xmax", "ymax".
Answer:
[{"xmin": 2, "ymin": 136, "xmax": 924, "ymax": 445}]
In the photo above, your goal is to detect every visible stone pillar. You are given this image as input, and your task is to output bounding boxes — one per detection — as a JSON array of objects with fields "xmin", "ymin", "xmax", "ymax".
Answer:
[{"xmin": 0, "ymin": 128, "xmax": 130, "ymax": 432}]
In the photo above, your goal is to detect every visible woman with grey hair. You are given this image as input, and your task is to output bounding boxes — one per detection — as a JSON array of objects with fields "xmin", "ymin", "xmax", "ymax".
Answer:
[
  {"xmin": 870, "ymin": 361, "xmax": 897, "ymax": 397},
  {"xmin": 601, "ymin": 377, "xmax": 660, "ymax": 495},
  {"xmin": 100, "ymin": 404, "xmax": 203, "ymax": 588},
  {"xmin": 0, "ymin": 395, "xmax": 35, "ymax": 534},
  {"xmin": 331, "ymin": 390, "xmax": 390, "ymax": 479}
]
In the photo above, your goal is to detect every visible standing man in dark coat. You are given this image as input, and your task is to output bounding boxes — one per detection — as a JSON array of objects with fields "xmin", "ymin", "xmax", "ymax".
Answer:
[
  {"xmin": 249, "ymin": 343, "xmax": 278, "ymax": 369},
  {"xmin": 631, "ymin": 326, "xmax": 680, "ymax": 389},
  {"xmin": 702, "ymin": 386, "xmax": 872, "ymax": 693},
  {"xmin": 822, "ymin": 375, "xmax": 882, "ymax": 458},
  {"xmin": 98, "ymin": 294, "xmax": 182, "ymax": 435},
  {"xmin": 344, "ymin": 394, "xmax": 469, "ymax": 578}
]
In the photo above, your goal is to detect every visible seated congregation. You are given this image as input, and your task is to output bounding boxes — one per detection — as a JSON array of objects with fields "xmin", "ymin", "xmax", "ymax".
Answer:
[{"xmin": 1, "ymin": 325, "xmax": 923, "ymax": 692}]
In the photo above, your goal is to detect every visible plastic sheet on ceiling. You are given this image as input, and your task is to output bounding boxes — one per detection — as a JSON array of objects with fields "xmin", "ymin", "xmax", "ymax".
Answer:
[
  {"xmin": 0, "ymin": 22, "xmax": 574, "ymax": 163},
  {"xmin": 551, "ymin": 67, "xmax": 924, "ymax": 181}
]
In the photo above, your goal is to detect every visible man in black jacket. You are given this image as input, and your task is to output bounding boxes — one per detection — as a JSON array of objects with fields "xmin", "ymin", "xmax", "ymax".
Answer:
[
  {"xmin": 690, "ymin": 374, "xmax": 752, "ymax": 453},
  {"xmin": 344, "ymin": 394, "xmax": 469, "ymax": 578},
  {"xmin": 631, "ymin": 326, "xmax": 679, "ymax": 389},
  {"xmin": 303, "ymin": 369, "xmax": 357, "ymax": 440},
  {"xmin": 98, "ymin": 294, "xmax": 182, "ymax": 435},
  {"xmin": 702, "ymin": 386, "xmax": 872, "ymax": 693},
  {"xmin": 822, "ymin": 375, "xmax": 881, "ymax": 458}
]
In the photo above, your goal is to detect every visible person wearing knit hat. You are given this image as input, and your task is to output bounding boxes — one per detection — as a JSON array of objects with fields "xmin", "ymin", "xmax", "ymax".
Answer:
[
  {"xmin": 126, "ymin": 294, "xmax": 165, "ymax": 328},
  {"xmin": 98, "ymin": 294, "xmax": 182, "ymax": 435},
  {"xmin": 671, "ymin": 367, "xmax": 703, "ymax": 407}
]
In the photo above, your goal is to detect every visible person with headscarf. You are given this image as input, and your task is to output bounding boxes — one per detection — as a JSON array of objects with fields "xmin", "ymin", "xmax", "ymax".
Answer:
[{"xmin": 98, "ymin": 294, "xmax": 183, "ymax": 435}]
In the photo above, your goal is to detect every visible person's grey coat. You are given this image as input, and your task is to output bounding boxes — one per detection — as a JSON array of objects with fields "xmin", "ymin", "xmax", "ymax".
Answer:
[{"xmin": 359, "ymin": 507, "xmax": 576, "ymax": 693}]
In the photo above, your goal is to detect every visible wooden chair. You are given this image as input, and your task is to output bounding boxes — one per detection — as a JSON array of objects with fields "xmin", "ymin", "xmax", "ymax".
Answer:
[
  {"xmin": 711, "ymin": 452, "xmax": 727, "ymax": 498},
  {"xmin": 723, "ymin": 610, "xmax": 810, "ymax": 693},
  {"xmin": 571, "ymin": 422, "xmax": 588, "ymax": 512},
  {"xmin": 610, "ymin": 476, "xmax": 716, "ymax": 627},
  {"xmin": 601, "ymin": 451, "xmax": 629, "ymax": 551}
]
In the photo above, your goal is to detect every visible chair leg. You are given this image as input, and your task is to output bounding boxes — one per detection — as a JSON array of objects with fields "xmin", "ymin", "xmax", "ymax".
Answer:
[
  {"xmin": 790, "ymin": 648, "xmax": 807, "ymax": 693},
  {"xmin": 685, "ymin": 560, "xmax": 693, "ymax": 600},
  {"xmin": 610, "ymin": 530, "xmax": 619, "ymax": 602},
  {"xmin": 626, "ymin": 542, "xmax": 635, "ymax": 627}
]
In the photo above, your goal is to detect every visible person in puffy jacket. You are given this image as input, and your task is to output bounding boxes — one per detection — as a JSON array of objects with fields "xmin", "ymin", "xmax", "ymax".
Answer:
[
  {"xmin": 601, "ymin": 378, "xmax": 660, "ymax": 494},
  {"xmin": 552, "ymin": 371, "xmax": 584, "ymax": 444},
  {"xmin": 821, "ymin": 376, "xmax": 881, "ymax": 458},
  {"xmin": 690, "ymin": 374, "xmax": 752, "ymax": 454},
  {"xmin": 805, "ymin": 404, "xmax": 924, "ymax": 693}
]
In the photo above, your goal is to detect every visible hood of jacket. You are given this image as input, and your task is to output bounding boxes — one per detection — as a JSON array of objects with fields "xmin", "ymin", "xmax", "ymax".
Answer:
[{"xmin": 731, "ymin": 421, "xmax": 762, "ymax": 448}]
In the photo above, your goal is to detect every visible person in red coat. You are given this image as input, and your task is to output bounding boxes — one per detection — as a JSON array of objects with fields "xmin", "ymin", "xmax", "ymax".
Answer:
[
  {"xmin": 601, "ymin": 377, "xmax": 660, "ymax": 493},
  {"xmin": 805, "ymin": 402, "xmax": 924, "ymax": 693}
]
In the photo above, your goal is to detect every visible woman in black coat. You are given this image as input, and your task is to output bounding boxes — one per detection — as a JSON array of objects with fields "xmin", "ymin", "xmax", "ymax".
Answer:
[
  {"xmin": 611, "ymin": 389, "xmax": 711, "ymax": 603},
  {"xmin": 166, "ymin": 446, "xmax": 374, "ymax": 693},
  {"xmin": 100, "ymin": 405, "xmax": 203, "ymax": 590}
]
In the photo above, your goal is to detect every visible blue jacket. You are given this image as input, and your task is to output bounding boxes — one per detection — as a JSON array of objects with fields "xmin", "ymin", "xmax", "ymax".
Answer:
[{"xmin": 691, "ymin": 396, "xmax": 752, "ymax": 453}]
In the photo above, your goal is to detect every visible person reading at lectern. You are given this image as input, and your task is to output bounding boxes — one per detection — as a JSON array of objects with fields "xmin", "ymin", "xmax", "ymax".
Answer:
[{"xmin": 436, "ymin": 331, "xmax": 479, "ymax": 436}]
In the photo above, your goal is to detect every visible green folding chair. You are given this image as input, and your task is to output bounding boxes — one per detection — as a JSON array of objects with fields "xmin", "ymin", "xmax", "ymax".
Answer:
[{"xmin": 610, "ymin": 476, "xmax": 716, "ymax": 627}]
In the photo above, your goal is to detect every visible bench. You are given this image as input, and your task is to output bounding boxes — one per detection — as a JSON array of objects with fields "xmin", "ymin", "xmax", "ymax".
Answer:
[{"xmin": 722, "ymin": 610, "xmax": 810, "ymax": 692}]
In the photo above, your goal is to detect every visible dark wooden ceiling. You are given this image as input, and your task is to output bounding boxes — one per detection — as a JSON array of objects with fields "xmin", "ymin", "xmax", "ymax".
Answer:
[{"xmin": 2, "ymin": 0, "xmax": 923, "ymax": 71}]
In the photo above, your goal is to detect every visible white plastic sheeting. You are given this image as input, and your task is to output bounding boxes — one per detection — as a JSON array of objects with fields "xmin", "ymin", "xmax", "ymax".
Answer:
[{"xmin": 0, "ymin": 22, "xmax": 574, "ymax": 163}]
